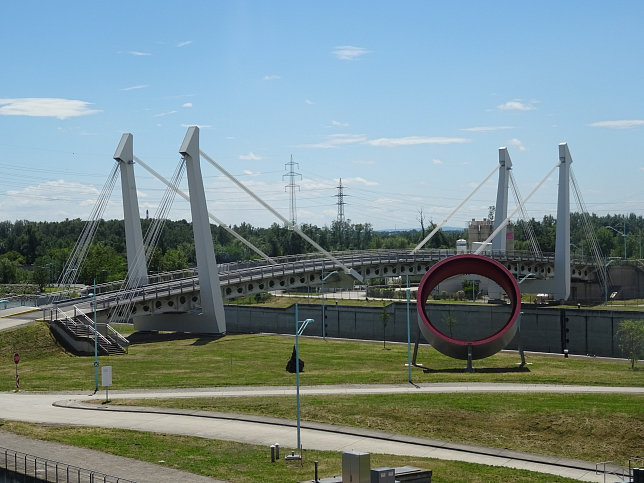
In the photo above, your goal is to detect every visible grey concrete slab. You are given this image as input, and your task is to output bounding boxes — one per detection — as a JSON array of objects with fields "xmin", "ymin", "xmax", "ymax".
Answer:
[{"xmin": 0, "ymin": 306, "xmax": 41, "ymax": 331}]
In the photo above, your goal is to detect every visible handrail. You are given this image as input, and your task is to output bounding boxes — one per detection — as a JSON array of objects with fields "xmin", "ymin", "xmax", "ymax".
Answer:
[
  {"xmin": 594, "ymin": 460, "xmax": 628, "ymax": 482},
  {"xmin": 72, "ymin": 306, "xmax": 112, "ymax": 346},
  {"xmin": 106, "ymin": 324, "xmax": 130, "ymax": 351},
  {"xmin": 46, "ymin": 248, "xmax": 602, "ymax": 313},
  {"xmin": 1, "ymin": 445, "xmax": 136, "ymax": 483}
]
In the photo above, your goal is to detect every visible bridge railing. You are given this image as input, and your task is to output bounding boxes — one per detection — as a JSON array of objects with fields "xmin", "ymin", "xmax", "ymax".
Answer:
[
  {"xmin": 0, "ymin": 445, "xmax": 135, "ymax": 483},
  {"xmin": 47, "ymin": 248, "xmax": 611, "ymax": 313}
]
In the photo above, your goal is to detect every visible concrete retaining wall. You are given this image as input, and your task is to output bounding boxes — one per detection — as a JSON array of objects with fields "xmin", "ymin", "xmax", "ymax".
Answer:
[{"xmin": 224, "ymin": 303, "xmax": 641, "ymax": 359}]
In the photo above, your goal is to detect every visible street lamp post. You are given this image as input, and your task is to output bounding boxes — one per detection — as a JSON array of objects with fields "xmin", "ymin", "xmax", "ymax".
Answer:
[
  {"xmin": 321, "ymin": 270, "xmax": 339, "ymax": 340},
  {"xmin": 292, "ymin": 304, "xmax": 315, "ymax": 458},
  {"xmin": 89, "ymin": 279, "xmax": 99, "ymax": 393},
  {"xmin": 604, "ymin": 259, "xmax": 616, "ymax": 303},
  {"xmin": 405, "ymin": 274, "xmax": 412, "ymax": 383},
  {"xmin": 606, "ymin": 220, "xmax": 627, "ymax": 259}
]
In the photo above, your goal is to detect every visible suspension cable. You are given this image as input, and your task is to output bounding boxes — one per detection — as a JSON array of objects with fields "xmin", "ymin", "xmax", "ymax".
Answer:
[
  {"xmin": 55, "ymin": 162, "xmax": 119, "ymax": 296},
  {"xmin": 410, "ymin": 164, "xmax": 500, "ymax": 253},
  {"xmin": 134, "ymin": 155, "xmax": 274, "ymax": 263},
  {"xmin": 509, "ymin": 172, "xmax": 543, "ymax": 257},
  {"xmin": 200, "ymin": 149, "xmax": 362, "ymax": 281},
  {"xmin": 108, "ymin": 159, "xmax": 186, "ymax": 322},
  {"xmin": 570, "ymin": 168, "xmax": 609, "ymax": 292},
  {"xmin": 476, "ymin": 161, "xmax": 561, "ymax": 254}
]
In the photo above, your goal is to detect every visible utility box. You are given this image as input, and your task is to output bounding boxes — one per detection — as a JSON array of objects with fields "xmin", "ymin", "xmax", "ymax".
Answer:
[
  {"xmin": 370, "ymin": 466, "xmax": 395, "ymax": 483},
  {"xmin": 342, "ymin": 451, "xmax": 370, "ymax": 483}
]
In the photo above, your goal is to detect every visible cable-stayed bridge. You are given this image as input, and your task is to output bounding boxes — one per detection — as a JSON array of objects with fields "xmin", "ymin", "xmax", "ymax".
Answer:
[{"xmin": 46, "ymin": 127, "xmax": 613, "ymax": 338}]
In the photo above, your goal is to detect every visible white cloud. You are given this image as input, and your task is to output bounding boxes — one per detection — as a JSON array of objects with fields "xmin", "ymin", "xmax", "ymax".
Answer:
[
  {"xmin": 343, "ymin": 177, "xmax": 379, "ymax": 187},
  {"xmin": 589, "ymin": 120, "xmax": 644, "ymax": 129},
  {"xmin": 243, "ymin": 170, "xmax": 260, "ymax": 176},
  {"xmin": 374, "ymin": 197, "xmax": 402, "ymax": 205},
  {"xmin": 497, "ymin": 100, "xmax": 536, "ymax": 111},
  {"xmin": 129, "ymin": 51, "xmax": 151, "ymax": 56},
  {"xmin": 366, "ymin": 136, "xmax": 469, "ymax": 147},
  {"xmin": 154, "ymin": 110, "xmax": 177, "ymax": 118},
  {"xmin": 263, "ymin": 74, "xmax": 281, "ymax": 81},
  {"xmin": 507, "ymin": 138, "xmax": 527, "ymax": 151},
  {"xmin": 182, "ymin": 102, "xmax": 193, "ymax": 108},
  {"xmin": 239, "ymin": 152, "xmax": 262, "ymax": 160},
  {"xmin": 121, "ymin": 84, "xmax": 148, "ymax": 91},
  {"xmin": 0, "ymin": 180, "xmax": 104, "ymax": 220},
  {"xmin": 330, "ymin": 120, "xmax": 349, "ymax": 127},
  {"xmin": 177, "ymin": 40, "xmax": 192, "ymax": 47},
  {"xmin": 305, "ymin": 99, "xmax": 314, "ymax": 105},
  {"xmin": 305, "ymin": 133, "xmax": 367, "ymax": 148},
  {"xmin": 332, "ymin": 45, "xmax": 369, "ymax": 60},
  {"xmin": 0, "ymin": 98, "xmax": 101, "ymax": 120},
  {"xmin": 433, "ymin": 158, "xmax": 443, "ymax": 165},
  {"xmin": 305, "ymin": 134, "xmax": 468, "ymax": 149},
  {"xmin": 461, "ymin": 126, "xmax": 513, "ymax": 132}
]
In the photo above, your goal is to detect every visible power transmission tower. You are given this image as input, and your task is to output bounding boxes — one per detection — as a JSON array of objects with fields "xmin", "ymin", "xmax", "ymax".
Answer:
[
  {"xmin": 335, "ymin": 178, "xmax": 347, "ymax": 249},
  {"xmin": 335, "ymin": 178, "xmax": 346, "ymax": 224},
  {"xmin": 283, "ymin": 155, "xmax": 301, "ymax": 226}
]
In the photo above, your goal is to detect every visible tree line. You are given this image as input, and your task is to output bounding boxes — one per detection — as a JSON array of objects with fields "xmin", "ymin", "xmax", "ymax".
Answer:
[{"xmin": 0, "ymin": 212, "xmax": 642, "ymax": 288}]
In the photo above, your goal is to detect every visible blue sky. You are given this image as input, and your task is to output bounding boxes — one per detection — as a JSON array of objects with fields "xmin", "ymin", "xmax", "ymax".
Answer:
[{"xmin": 1, "ymin": 1, "xmax": 643, "ymax": 231}]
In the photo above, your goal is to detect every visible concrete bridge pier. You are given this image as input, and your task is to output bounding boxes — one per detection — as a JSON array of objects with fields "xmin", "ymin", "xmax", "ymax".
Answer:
[
  {"xmin": 492, "ymin": 147, "xmax": 512, "ymax": 253},
  {"xmin": 133, "ymin": 127, "xmax": 226, "ymax": 334},
  {"xmin": 520, "ymin": 143, "xmax": 572, "ymax": 301},
  {"xmin": 114, "ymin": 133, "xmax": 148, "ymax": 287}
]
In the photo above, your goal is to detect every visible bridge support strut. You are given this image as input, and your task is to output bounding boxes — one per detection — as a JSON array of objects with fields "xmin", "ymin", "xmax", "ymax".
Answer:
[
  {"xmin": 180, "ymin": 126, "xmax": 226, "ymax": 334},
  {"xmin": 553, "ymin": 143, "xmax": 572, "ymax": 301},
  {"xmin": 492, "ymin": 147, "xmax": 512, "ymax": 253},
  {"xmin": 114, "ymin": 133, "xmax": 148, "ymax": 287}
]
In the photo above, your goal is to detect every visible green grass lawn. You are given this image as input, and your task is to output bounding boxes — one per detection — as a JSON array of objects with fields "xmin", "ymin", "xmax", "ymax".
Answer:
[
  {"xmin": 1, "ymin": 322, "xmax": 642, "ymax": 391},
  {"xmin": 110, "ymin": 392, "xmax": 642, "ymax": 466},
  {"xmin": 0, "ymin": 421, "xmax": 580, "ymax": 483},
  {"xmin": 0, "ymin": 321, "xmax": 642, "ymax": 481}
]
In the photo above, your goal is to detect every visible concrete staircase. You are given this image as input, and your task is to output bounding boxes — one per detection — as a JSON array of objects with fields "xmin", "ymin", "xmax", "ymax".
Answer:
[{"xmin": 50, "ymin": 307, "xmax": 129, "ymax": 356}]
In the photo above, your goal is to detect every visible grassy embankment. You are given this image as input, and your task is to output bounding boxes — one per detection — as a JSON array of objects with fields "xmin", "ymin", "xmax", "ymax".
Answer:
[{"xmin": 0, "ymin": 321, "xmax": 642, "ymax": 481}]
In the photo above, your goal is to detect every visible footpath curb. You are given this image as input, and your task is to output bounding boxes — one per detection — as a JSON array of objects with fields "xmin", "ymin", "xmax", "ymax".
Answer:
[{"xmin": 0, "ymin": 307, "xmax": 40, "ymax": 318}]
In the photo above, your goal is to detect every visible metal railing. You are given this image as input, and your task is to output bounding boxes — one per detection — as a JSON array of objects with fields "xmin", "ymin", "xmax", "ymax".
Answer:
[
  {"xmin": 594, "ymin": 459, "xmax": 630, "ymax": 482},
  {"xmin": 44, "ymin": 248, "xmax": 606, "ymax": 315},
  {"xmin": 1, "ymin": 446, "xmax": 136, "ymax": 483}
]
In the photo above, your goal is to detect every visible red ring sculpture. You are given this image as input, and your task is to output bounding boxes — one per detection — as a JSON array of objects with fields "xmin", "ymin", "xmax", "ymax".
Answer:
[{"xmin": 416, "ymin": 254, "xmax": 521, "ymax": 360}]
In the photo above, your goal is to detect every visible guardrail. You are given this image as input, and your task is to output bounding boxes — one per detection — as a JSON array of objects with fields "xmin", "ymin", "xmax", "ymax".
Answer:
[
  {"xmin": 44, "ymin": 248, "xmax": 605, "ymax": 314},
  {"xmin": 1, "ymin": 445, "xmax": 136, "ymax": 483}
]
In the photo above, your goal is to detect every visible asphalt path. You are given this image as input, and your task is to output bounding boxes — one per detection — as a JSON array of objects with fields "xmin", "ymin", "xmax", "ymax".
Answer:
[
  {"xmin": 2, "ymin": 383, "xmax": 641, "ymax": 482},
  {"xmin": 0, "ymin": 306, "xmax": 41, "ymax": 331}
]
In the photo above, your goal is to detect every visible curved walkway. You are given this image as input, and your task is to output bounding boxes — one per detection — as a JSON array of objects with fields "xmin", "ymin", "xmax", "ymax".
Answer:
[{"xmin": 1, "ymin": 383, "xmax": 641, "ymax": 482}]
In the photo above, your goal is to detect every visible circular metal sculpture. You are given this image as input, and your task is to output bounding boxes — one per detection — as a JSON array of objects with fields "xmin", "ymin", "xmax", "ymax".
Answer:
[{"xmin": 416, "ymin": 254, "xmax": 521, "ymax": 360}]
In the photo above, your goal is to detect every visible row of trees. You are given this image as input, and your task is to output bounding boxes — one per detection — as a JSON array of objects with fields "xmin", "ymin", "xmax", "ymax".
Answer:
[
  {"xmin": 513, "ymin": 213, "xmax": 644, "ymax": 258},
  {"xmin": 1, "ymin": 212, "xmax": 644, "ymax": 288}
]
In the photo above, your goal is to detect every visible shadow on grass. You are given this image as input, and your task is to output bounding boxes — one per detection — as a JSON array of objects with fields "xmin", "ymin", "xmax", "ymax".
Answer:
[
  {"xmin": 422, "ymin": 366, "xmax": 531, "ymax": 374},
  {"xmin": 127, "ymin": 331, "xmax": 225, "ymax": 345}
]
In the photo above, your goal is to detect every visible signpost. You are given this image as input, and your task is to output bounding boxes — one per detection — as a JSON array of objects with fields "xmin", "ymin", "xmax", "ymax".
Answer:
[
  {"xmin": 101, "ymin": 365, "xmax": 112, "ymax": 402},
  {"xmin": 13, "ymin": 352, "xmax": 20, "ymax": 390}
]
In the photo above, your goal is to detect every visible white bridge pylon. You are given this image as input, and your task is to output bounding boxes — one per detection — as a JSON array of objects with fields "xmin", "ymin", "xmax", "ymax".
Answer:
[
  {"xmin": 114, "ymin": 133, "xmax": 149, "ymax": 288},
  {"xmin": 115, "ymin": 133, "xmax": 576, "ymax": 333},
  {"xmin": 116, "ymin": 126, "xmax": 362, "ymax": 334},
  {"xmin": 179, "ymin": 127, "xmax": 226, "ymax": 333}
]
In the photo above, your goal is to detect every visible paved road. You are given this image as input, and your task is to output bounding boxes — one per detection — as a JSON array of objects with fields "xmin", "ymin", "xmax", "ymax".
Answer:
[
  {"xmin": 2, "ymin": 383, "xmax": 641, "ymax": 482},
  {"xmin": 0, "ymin": 306, "xmax": 41, "ymax": 331}
]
